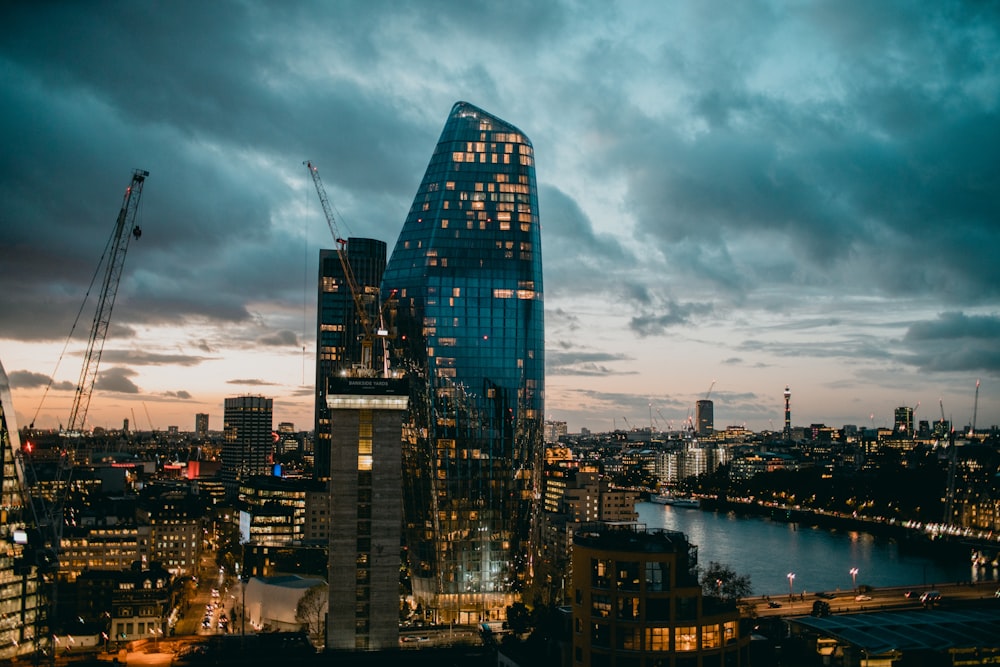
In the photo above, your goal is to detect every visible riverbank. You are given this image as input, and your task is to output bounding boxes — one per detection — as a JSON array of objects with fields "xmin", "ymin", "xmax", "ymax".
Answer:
[{"xmin": 699, "ymin": 496, "xmax": 973, "ymax": 560}]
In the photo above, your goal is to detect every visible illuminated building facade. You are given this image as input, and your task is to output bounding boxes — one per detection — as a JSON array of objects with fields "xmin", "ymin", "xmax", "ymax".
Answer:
[
  {"xmin": 382, "ymin": 101, "xmax": 544, "ymax": 623},
  {"xmin": 0, "ymin": 360, "xmax": 43, "ymax": 660},
  {"xmin": 571, "ymin": 523, "xmax": 748, "ymax": 667},
  {"xmin": 314, "ymin": 240, "xmax": 387, "ymax": 482},
  {"xmin": 222, "ymin": 395, "xmax": 273, "ymax": 499}
]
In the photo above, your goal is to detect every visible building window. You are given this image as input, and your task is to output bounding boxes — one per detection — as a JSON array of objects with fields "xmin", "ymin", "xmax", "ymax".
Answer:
[
  {"xmin": 674, "ymin": 626, "xmax": 698, "ymax": 651},
  {"xmin": 617, "ymin": 561, "xmax": 640, "ymax": 591},
  {"xmin": 591, "ymin": 594, "xmax": 611, "ymax": 618},
  {"xmin": 702, "ymin": 623, "xmax": 721, "ymax": 649},
  {"xmin": 645, "ymin": 561, "xmax": 669, "ymax": 591},
  {"xmin": 591, "ymin": 558, "xmax": 612, "ymax": 589},
  {"xmin": 616, "ymin": 597, "xmax": 639, "ymax": 620},
  {"xmin": 646, "ymin": 627, "xmax": 669, "ymax": 651},
  {"xmin": 677, "ymin": 596, "xmax": 698, "ymax": 621},
  {"xmin": 590, "ymin": 622, "xmax": 610, "ymax": 648}
]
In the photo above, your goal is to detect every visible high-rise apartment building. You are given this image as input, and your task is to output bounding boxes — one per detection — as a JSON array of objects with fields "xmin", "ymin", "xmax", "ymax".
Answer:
[
  {"xmin": 314, "ymin": 240, "xmax": 387, "ymax": 482},
  {"xmin": 326, "ymin": 376, "xmax": 408, "ymax": 651},
  {"xmin": 381, "ymin": 101, "xmax": 545, "ymax": 624},
  {"xmin": 0, "ymin": 360, "xmax": 43, "ymax": 660},
  {"xmin": 222, "ymin": 395, "xmax": 273, "ymax": 498}
]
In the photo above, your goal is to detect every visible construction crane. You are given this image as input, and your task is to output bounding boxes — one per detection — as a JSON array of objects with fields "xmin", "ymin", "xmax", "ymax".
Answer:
[
  {"xmin": 704, "ymin": 380, "xmax": 716, "ymax": 400},
  {"xmin": 968, "ymin": 379, "xmax": 980, "ymax": 438},
  {"xmin": 68, "ymin": 169, "xmax": 149, "ymax": 431},
  {"xmin": 16, "ymin": 169, "xmax": 149, "ymax": 654},
  {"xmin": 304, "ymin": 161, "xmax": 393, "ymax": 377}
]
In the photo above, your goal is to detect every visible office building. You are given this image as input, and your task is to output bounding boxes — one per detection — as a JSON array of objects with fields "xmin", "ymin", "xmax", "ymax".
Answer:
[
  {"xmin": 894, "ymin": 406, "xmax": 914, "ymax": 437},
  {"xmin": 326, "ymin": 376, "xmax": 409, "ymax": 651},
  {"xmin": 695, "ymin": 399, "xmax": 714, "ymax": 437},
  {"xmin": 381, "ymin": 101, "xmax": 545, "ymax": 623},
  {"xmin": 571, "ymin": 523, "xmax": 748, "ymax": 667},
  {"xmin": 0, "ymin": 360, "xmax": 43, "ymax": 660},
  {"xmin": 314, "ymin": 240, "xmax": 387, "ymax": 482},
  {"xmin": 222, "ymin": 395, "xmax": 273, "ymax": 499}
]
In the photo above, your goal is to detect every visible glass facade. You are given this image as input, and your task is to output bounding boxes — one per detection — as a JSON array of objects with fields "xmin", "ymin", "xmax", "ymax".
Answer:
[
  {"xmin": 0, "ymin": 360, "xmax": 42, "ymax": 660},
  {"xmin": 382, "ymin": 102, "xmax": 544, "ymax": 622},
  {"xmin": 221, "ymin": 395, "xmax": 273, "ymax": 499},
  {"xmin": 313, "ymin": 240, "xmax": 387, "ymax": 481}
]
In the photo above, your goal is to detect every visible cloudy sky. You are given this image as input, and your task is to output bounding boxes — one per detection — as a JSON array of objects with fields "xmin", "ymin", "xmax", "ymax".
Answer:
[{"xmin": 2, "ymin": 1, "xmax": 998, "ymax": 435}]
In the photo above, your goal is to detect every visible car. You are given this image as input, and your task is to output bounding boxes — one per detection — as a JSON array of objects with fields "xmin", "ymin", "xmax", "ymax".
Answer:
[
  {"xmin": 854, "ymin": 594, "xmax": 872, "ymax": 601},
  {"xmin": 767, "ymin": 601, "xmax": 782, "ymax": 608},
  {"xmin": 811, "ymin": 600, "xmax": 831, "ymax": 618},
  {"xmin": 904, "ymin": 591, "xmax": 918, "ymax": 598},
  {"xmin": 814, "ymin": 592, "xmax": 835, "ymax": 599},
  {"xmin": 920, "ymin": 591, "xmax": 942, "ymax": 605}
]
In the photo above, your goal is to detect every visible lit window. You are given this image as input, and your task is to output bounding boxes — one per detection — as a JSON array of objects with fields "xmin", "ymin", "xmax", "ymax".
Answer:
[{"xmin": 674, "ymin": 626, "xmax": 697, "ymax": 651}]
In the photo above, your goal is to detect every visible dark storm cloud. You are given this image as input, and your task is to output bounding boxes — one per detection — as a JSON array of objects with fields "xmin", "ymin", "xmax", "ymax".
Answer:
[
  {"xmin": 7, "ymin": 371, "xmax": 74, "ymax": 391},
  {"xmin": 95, "ymin": 367, "xmax": 140, "ymax": 394},
  {"xmin": 547, "ymin": 349, "xmax": 633, "ymax": 377},
  {"xmin": 100, "ymin": 351, "xmax": 210, "ymax": 366},
  {"xmin": 578, "ymin": 1, "xmax": 1000, "ymax": 313},
  {"xmin": 629, "ymin": 299, "xmax": 714, "ymax": 337},
  {"xmin": 538, "ymin": 185, "xmax": 634, "ymax": 296},
  {"xmin": 257, "ymin": 330, "xmax": 300, "ymax": 347},
  {"xmin": 160, "ymin": 390, "xmax": 193, "ymax": 400},
  {"xmin": 901, "ymin": 312, "xmax": 1000, "ymax": 374}
]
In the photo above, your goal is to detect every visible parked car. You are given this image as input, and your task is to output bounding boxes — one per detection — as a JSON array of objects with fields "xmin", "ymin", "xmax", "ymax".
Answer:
[{"xmin": 855, "ymin": 594, "xmax": 872, "ymax": 601}]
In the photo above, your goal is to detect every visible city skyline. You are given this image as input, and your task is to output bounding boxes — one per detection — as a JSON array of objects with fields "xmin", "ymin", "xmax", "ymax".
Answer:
[{"xmin": 2, "ymin": 2, "xmax": 998, "ymax": 435}]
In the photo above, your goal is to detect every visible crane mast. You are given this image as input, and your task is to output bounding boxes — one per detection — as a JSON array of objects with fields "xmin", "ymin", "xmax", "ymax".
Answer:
[
  {"xmin": 305, "ymin": 161, "xmax": 391, "ymax": 376},
  {"xmin": 67, "ymin": 169, "xmax": 149, "ymax": 431}
]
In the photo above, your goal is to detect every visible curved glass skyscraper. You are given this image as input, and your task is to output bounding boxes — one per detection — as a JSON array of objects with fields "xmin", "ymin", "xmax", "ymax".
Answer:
[{"xmin": 382, "ymin": 102, "xmax": 544, "ymax": 623}]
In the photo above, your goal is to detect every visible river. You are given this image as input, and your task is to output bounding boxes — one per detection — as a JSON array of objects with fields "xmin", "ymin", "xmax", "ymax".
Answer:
[{"xmin": 635, "ymin": 502, "xmax": 999, "ymax": 597}]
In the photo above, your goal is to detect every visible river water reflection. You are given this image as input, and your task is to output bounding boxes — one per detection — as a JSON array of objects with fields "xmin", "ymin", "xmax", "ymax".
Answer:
[{"xmin": 636, "ymin": 502, "xmax": 998, "ymax": 597}]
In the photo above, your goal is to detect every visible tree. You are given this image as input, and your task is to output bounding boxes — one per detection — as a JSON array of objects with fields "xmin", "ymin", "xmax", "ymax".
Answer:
[
  {"xmin": 505, "ymin": 601, "xmax": 531, "ymax": 636},
  {"xmin": 699, "ymin": 562, "xmax": 752, "ymax": 603},
  {"xmin": 295, "ymin": 583, "xmax": 329, "ymax": 646}
]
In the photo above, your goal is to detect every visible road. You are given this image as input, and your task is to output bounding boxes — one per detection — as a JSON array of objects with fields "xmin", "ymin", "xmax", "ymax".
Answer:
[{"xmin": 752, "ymin": 580, "xmax": 999, "ymax": 617}]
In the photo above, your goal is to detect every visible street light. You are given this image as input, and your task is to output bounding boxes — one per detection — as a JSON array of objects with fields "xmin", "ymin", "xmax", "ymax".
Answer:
[
  {"xmin": 850, "ymin": 567, "xmax": 859, "ymax": 592},
  {"xmin": 787, "ymin": 572, "xmax": 795, "ymax": 600}
]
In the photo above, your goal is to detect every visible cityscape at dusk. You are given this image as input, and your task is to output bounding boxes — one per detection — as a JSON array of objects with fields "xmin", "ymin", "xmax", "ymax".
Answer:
[{"xmin": 2, "ymin": 2, "xmax": 999, "ymax": 435}]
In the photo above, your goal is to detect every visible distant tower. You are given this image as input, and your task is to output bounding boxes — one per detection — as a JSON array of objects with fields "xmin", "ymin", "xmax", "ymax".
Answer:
[
  {"xmin": 222, "ymin": 395, "xmax": 273, "ymax": 499},
  {"xmin": 783, "ymin": 385, "xmax": 792, "ymax": 441},
  {"xmin": 695, "ymin": 399, "xmax": 714, "ymax": 437},
  {"xmin": 195, "ymin": 412, "xmax": 209, "ymax": 438}
]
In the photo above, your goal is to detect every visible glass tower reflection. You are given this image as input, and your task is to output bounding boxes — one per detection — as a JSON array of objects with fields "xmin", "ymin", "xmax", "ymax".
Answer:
[{"xmin": 382, "ymin": 102, "xmax": 544, "ymax": 623}]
